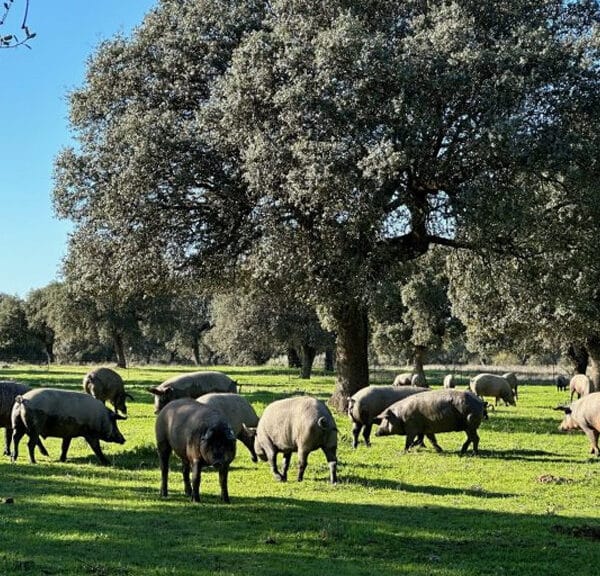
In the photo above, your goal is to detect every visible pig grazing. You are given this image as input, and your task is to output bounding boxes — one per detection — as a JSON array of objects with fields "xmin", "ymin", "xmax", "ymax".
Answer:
[
  {"xmin": 393, "ymin": 372, "xmax": 413, "ymax": 387},
  {"xmin": 155, "ymin": 399, "xmax": 236, "ymax": 503},
  {"xmin": 554, "ymin": 392, "xmax": 600, "ymax": 456},
  {"xmin": 1, "ymin": 380, "xmax": 32, "ymax": 456},
  {"xmin": 470, "ymin": 373, "xmax": 516, "ymax": 406},
  {"xmin": 11, "ymin": 388, "xmax": 125, "ymax": 465},
  {"xmin": 374, "ymin": 389, "xmax": 487, "ymax": 454},
  {"xmin": 347, "ymin": 385, "xmax": 430, "ymax": 448},
  {"xmin": 502, "ymin": 372, "xmax": 519, "ymax": 399},
  {"xmin": 556, "ymin": 374, "xmax": 569, "ymax": 392},
  {"xmin": 252, "ymin": 396, "xmax": 337, "ymax": 483},
  {"xmin": 196, "ymin": 393, "xmax": 259, "ymax": 461},
  {"xmin": 83, "ymin": 367, "xmax": 133, "ymax": 415},
  {"xmin": 569, "ymin": 374, "xmax": 591, "ymax": 402},
  {"xmin": 147, "ymin": 371, "xmax": 237, "ymax": 413},
  {"xmin": 443, "ymin": 374, "xmax": 456, "ymax": 389}
]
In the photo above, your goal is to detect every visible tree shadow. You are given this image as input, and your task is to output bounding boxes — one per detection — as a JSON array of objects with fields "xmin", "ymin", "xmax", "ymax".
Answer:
[{"xmin": 0, "ymin": 481, "xmax": 597, "ymax": 576}]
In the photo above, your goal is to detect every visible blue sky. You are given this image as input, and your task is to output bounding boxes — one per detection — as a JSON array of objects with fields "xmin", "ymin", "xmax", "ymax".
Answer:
[{"xmin": 0, "ymin": 0, "xmax": 157, "ymax": 297}]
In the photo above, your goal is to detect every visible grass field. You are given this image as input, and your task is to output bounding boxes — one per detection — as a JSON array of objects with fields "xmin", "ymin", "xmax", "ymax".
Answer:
[{"xmin": 0, "ymin": 365, "xmax": 598, "ymax": 576}]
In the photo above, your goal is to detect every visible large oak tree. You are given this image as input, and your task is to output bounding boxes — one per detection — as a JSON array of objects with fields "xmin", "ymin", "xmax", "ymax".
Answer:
[{"xmin": 54, "ymin": 0, "xmax": 600, "ymax": 409}]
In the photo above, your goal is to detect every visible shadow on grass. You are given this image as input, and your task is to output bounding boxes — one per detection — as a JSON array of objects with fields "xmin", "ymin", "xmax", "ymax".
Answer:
[
  {"xmin": 0, "ymin": 474, "xmax": 598, "ymax": 576},
  {"xmin": 340, "ymin": 475, "xmax": 513, "ymax": 498}
]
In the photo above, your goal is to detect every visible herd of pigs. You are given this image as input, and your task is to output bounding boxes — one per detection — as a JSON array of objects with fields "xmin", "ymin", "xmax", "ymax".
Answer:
[{"xmin": 0, "ymin": 367, "xmax": 599, "ymax": 503}]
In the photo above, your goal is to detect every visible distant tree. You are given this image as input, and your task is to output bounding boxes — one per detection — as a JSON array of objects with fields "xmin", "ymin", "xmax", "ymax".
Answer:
[
  {"xmin": 207, "ymin": 289, "xmax": 333, "ymax": 377},
  {"xmin": 1, "ymin": 0, "xmax": 35, "ymax": 49},
  {"xmin": 0, "ymin": 293, "xmax": 40, "ymax": 361},
  {"xmin": 54, "ymin": 0, "xmax": 600, "ymax": 410},
  {"xmin": 141, "ymin": 291, "xmax": 213, "ymax": 365},
  {"xmin": 206, "ymin": 292, "xmax": 276, "ymax": 366},
  {"xmin": 60, "ymin": 226, "xmax": 174, "ymax": 368},
  {"xmin": 372, "ymin": 248, "xmax": 463, "ymax": 374},
  {"xmin": 24, "ymin": 282, "xmax": 65, "ymax": 364}
]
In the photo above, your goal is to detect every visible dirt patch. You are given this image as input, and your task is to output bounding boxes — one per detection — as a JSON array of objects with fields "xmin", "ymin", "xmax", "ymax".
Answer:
[
  {"xmin": 552, "ymin": 524, "xmax": 600, "ymax": 540},
  {"xmin": 537, "ymin": 474, "xmax": 574, "ymax": 484}
]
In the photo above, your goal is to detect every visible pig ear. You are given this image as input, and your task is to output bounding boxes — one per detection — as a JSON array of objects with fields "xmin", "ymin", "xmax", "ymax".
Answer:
[
  {"xmin": 241, "ymin": 424, "xmax": 257, "ymax": 437},
  {"xmin": 372, "ymin": 417, "xmax": 382, "ymax": 425},
  {"xmin": 147, "ymin": 387, "xmax": 163, "ymax": 396}
]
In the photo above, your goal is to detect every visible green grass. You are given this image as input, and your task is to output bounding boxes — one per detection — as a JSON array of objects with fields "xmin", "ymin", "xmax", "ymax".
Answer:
[{"xmin": 0, "ymin": 365, "xmax": 599, "ymax": 575}]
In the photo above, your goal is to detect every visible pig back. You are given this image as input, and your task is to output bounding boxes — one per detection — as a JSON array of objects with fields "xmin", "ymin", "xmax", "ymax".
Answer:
[
  {"xmin": 160, "ymin": 371, "xmax": 237, "ymax": 399},
  {"xmin": 349, "ymin": 385, "xmax": 429, "ymax": 424},
  {"xmin": 258, "ymin": 396, "xmax": 337, "ymax": 452},
  {"xmin": 196, "ymin": 393, "xmax": 258, "ymax": 434},
  {"xmin": 390, "ymin": 389, "xmax": 485, "ymax": 434},
  {"xmin": 83, "ymin": 367, "xmax": 124, "ymax": 399},
  {"xmin": 156, "ymin": 398, "xmax": 229, "ymax": 458},
  {"xmin": 16, "ymin": 388, "xmax": 115, "ymax": 438}
]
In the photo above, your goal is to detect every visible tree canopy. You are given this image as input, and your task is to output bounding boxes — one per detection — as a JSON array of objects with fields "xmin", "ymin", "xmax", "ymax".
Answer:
[{"xmin": 54, "ymin": 0, "xmax": 600, "ymax": 408}]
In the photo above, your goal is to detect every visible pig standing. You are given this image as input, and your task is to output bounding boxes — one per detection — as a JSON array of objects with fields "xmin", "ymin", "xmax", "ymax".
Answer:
[
  {"xmin": 196, "ymin": 393, "xmax": 259, "ymax": 461},
  {"xmin": 374, "ymin": 389, "xmax": 487, "ymax": 454},
  {"xmin": 83, "ymin": 367, "xmax": 133, "ymax": 415},
  {"xmin": 569, "ymin": 374, "xmax": 591, "ymax": 402},
  {"xmin": 155, "ymin": 399, "xmax": 236, "ymax": 503},
  {"xmin": 556, "ymin": 375, "xmax": 569, "ymax": 392},
  {"xmin": 470, "ymin": 373, "xmax": 516, "ymax": 406},
  {"xmin": 393, "ymin": 372, "xmax": 413, "ymax": 386},
  {"xmin": 148, "ymin": 371, "xmax": 237, "ymax": 413},
  {"xmin": 347, "ymin": 385, "xmax": 429, "ymax": 448},
  {"xmin": 11, "ymin": 388, "xmax": 125, "ymax": 465},
  {"xmin": 443, "ymin": 374, "xmax": 456, "ymax": 389},
  {"xmin": 555, "ymin": 392, "xmax": 600, "ymax": 456},
  {"xmin": 251, "ymin": 396, "xmax": 337, "ymax": 483}
]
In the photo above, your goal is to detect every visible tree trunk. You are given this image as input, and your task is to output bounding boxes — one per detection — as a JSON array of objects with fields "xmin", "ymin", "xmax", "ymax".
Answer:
[
  {"xmin": 287, "ymin": 347, "xmax": 302, "ymax": 369},
  {"xmin": 412, "ymin": 345, "xmax": 427, "ymax": 381},
  {"xmin": 329, "ymin": 302, "xmax": 369, "ymax": 413},
  {"xmin": 324, "ymin": 347, "xmax": 335, "ymax": 372},
  {"xmin": 191, "ymin": 337, "xmax": 201, "ymax": 365},
  {"xmin": 112, "ymin": 332, "xmax": 127, "ymax": 368},
  {"xmin": 44, "ymin": 341, "xmax": 55, "ymax": 364},
  {"xmin": 585, "ymin": 336, "xmax": 600, "ymax": 392},
  {"xmin": 299, "ymin": 344, "xmax": 316, "ymax": 379},
  {"xmin": 567, "ymin": 343, "xmax": 588, "ymax": 375}
]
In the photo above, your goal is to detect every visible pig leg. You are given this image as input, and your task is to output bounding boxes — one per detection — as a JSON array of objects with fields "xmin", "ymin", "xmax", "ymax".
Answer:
[
  {"xmin": 157, "ymin": 444, "xmax": 171, "ymax": 497},
  {"xmin": 351, "ymin": 422, "xmax": 362, "ymax": 448},
  {"xmin": 265, "ymin": 447, "xmax": 285, "ymax": 481},
  {"xmin": 281, "ymin": 452, "xmax": 292, "ymax": 482},
  {"xmin": 182, "ymin": 459, "xmax": 193, "ymax": 497},
  {"xmin": 59, "ymin": 438, "xmax": 72, "ymax": 462},
  {"xmin": 218, "ymin": 465, "xmax": 231, "ymax": 503},
  {"xmin": 26, "ymin": 431, "xmax": 41, "ymax": 464},
  {"xmin": 581, "ymin": 427, "xmax": 599, "ymax": 456},
  {"xmin": 404, "ymin": 433, "xmax": 417, "ymax": 453},
  {"xmin": 4, "ymin": 427, "xmax": 11, "ymax": 456},
  {"xmin": 362, "ymin": 424, "xmax": 373, "ymax": 447},
  {"xmin": 297, "ymin": 450, "xmax": 309, "ymax": 482},
  {"xmin": 85, "ymin": 437, "xmax": 110, "ymax": 465},
  {"xmin": 461, "ymin": 429, "xmax": 479, "ymax": 455},
  {"xmin": 10, "ymin": 425, "xmax": 26, "ymax": 462},
  {"xmin": 426, "ymin": 434, "xmax": 443, "ymax": 453},
  {"xmin": 322, "ymin": 446, "xmax": 338, "ymax": 484},
  {"xmin": 190, "ymin": 459, "xmax": 201, "ymax": 502}
]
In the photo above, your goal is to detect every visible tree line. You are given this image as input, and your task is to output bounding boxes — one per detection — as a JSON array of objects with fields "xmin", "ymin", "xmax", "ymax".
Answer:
[{"xmin": 44, "ymin": 0, "xmax": 600, "ymax": 406}]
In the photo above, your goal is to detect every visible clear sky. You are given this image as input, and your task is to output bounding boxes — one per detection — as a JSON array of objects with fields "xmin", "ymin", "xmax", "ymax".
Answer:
[{"xmin": 0, "ymin": 0, "xmax": 157, "ymax": 298}]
